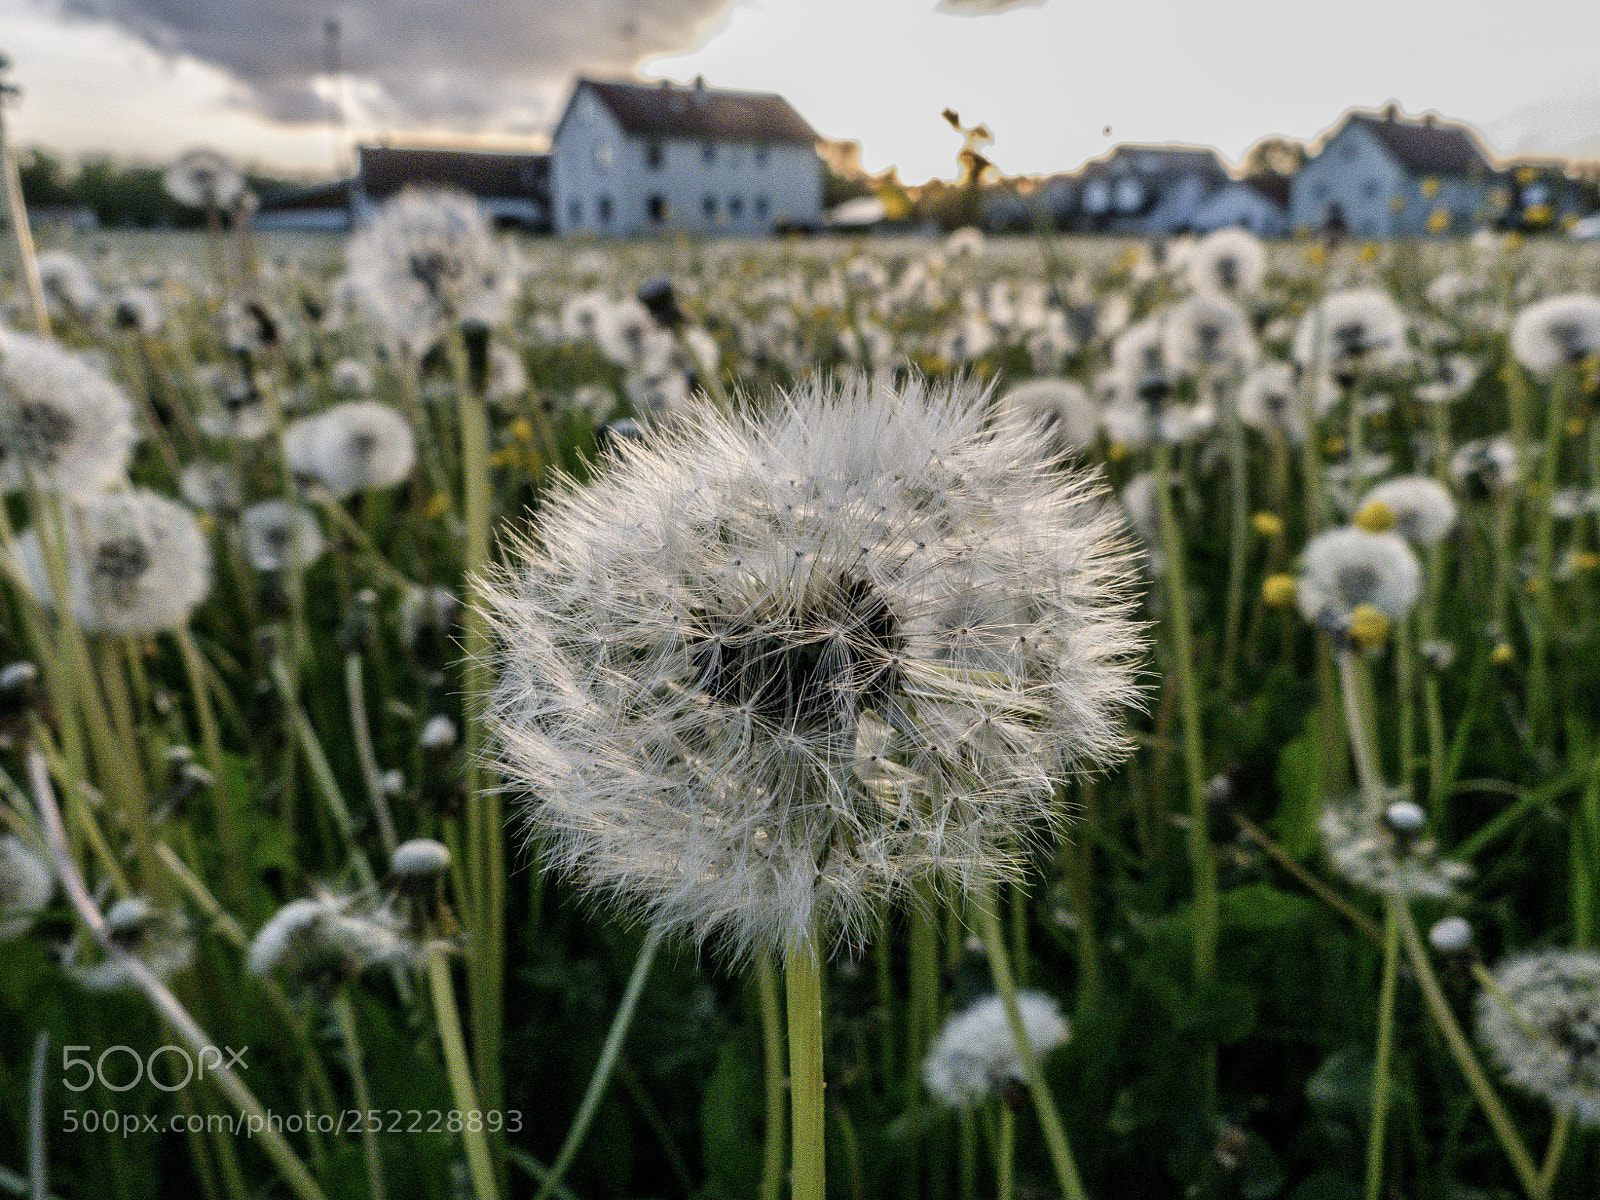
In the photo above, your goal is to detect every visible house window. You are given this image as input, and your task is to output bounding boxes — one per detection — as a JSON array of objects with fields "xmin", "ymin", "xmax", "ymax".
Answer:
[
  {"xmin": 728, "ymin": 196, "xmax": 744, "ymax": 219},
  {"xmin": 754, "ymin": 196, "xmax": 769, "ymax": 219},
  {"xmin": 702, "ymin": 142, "xmax": 716, "ymax": 165},
  {"xmin": 754, "ymin": 145, "xmax": 769, "ymax": 167},
  {"xmin": 1312, "ymin": 181, "xmax": 1328, "ymax": 201},
  {"xmin": 702, "ymin": 195, "xmax": 718, "ymax": 219},
  {"xmin": 1362, "ymin": 180, "xmax": 1378, "ymax": 199},
  {"xmin": 646, "ymin": 143, "xmax": 664, "ymax": 170},
  {"xmin": 568, "ymin": 198, "xmax": 582, "ymax": 226},
  {"xmin": 647, "ymin": 194, "xmax": 667, "ymax": 224},
  {"xmin": 1342, "ymin": 143, "xmax": 1357, "ymax": 161},
  {"xmin": 598, "ymin": 196, "xmax": 612, "ymax": 225}
]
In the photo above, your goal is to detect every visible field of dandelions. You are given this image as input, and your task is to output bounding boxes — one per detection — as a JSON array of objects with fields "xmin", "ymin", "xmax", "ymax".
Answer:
[{"xmin": 2, "ymin": 177, "xmax": 1600, "ymax": 1200}]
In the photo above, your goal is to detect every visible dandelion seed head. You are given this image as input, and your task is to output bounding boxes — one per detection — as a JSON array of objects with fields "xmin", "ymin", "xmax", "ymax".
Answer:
[
  {"xmin": 992, "ymin": 378, "xmax": 1099, "ymax": 458},
  {"xmin": 283, "ymin": 401, "xmax": 416, "ymax": 499},
  {"xmin": 1477, "ymin": 949, "xmax": 1600, "ymax": 1126},
  {"xmin": 1359, "ymin": 477, "xmax": 1457, "ymax": 546},
  {"xmin": 483, "ymin": 374, "xmax": 1144, "ymax": 958},
  {"xmin": 0, "ymin": 329, "xmax": 135, "ymax": 496},
  {"xmin": 12, "ymin": 489, "xmax": 211, "ymax": 635},
  {"xmin": 1187, "ymin": 228, "xmax": 1267, "ymax": 299},
  {"xmin": 923, "ymin": 990, "xmax": 1070, "ymax": 1107},
  {"xmin": 1296, "ymin": 526, "xmax": 1422, "ymax": 627},
  {"xmin": 240, "ymin": 501, "xmax": 327, "ymax": 572},
  {"xmin": 1319, "ymin": 796, "xmax": 1470, "ymax": 899},
  {"xmin": 1509, "ymin": 294, "xmax": 1600, "ymax": 377}
]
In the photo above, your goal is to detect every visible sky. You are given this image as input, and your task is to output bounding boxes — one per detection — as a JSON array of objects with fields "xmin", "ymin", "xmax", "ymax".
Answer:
[{"xmin": 1, "ymin": 0, "xmax": 1598, "ymax": 182}]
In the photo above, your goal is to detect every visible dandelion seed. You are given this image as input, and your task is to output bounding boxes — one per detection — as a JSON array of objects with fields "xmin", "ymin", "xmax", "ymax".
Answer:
[
  {"xmin": 248, "ymin": 892, "xmax": 406, "ymax": 987},
  {"xmin": 482, "ymin": 374, "xmax": 1143, "ymax": 958},
  {"xmin": 70, "ymin": 897, "xmax": 195, "ymax": 991},
  {"xmin": 992, "ymin": 378, "xmax": 1099, "ymax": 458},
  {"xmin": 1319, "ymin": 795, "xmax": 1471, "ymax": 899}
]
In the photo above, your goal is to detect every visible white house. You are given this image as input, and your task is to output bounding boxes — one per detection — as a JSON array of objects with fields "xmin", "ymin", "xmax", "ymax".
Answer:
[
  {"xmin": 1192, "ymin": 175, "xmax": 1291, "ymax": 237},
  {"xmin": 1290, "ymin": 106, "xmax": 1497, "ymax": 238},
  {"xmin": 550, "ymin": 77, "xmax": 823, "ymax": 237}
]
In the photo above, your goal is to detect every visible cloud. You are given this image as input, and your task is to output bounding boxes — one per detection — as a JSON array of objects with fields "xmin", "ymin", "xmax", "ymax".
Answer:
[
  {"xmin": 45, "ymin": 0, "xmax": 740, "ymax": 129},
  {"xmin": 934, "ymin": 0, "xmax": 1046, "ymax": 14}
]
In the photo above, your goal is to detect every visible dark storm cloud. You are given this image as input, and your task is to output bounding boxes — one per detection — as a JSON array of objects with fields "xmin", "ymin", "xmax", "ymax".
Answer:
[{"xmin": 49, "ymin": 0, "xmax": 740, "ymax": 128}]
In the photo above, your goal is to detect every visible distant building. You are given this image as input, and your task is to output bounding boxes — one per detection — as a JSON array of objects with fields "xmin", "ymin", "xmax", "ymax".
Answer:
[
  {"xmin": 549, "ymin": 76, "xmax": 823, "ymax": 237},
  {"xmin": 1290, "ymin": 106, "xmax": 1496, "ymax": 238},
  {"xmin": 1067, "ymin": 145, "xmax": 1230, "ymax": 235},
  {"xmin": 1192, "ymin": 174, "xmax": 1291, "ymax": 237},
  {"xmin": 256, "ymin": 145, "xmax": 551, "ymax": 233}
]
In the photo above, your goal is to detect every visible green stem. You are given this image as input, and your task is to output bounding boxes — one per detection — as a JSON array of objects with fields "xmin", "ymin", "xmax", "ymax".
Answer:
[
  {"xmin": 424, "ymin": 944, "xmax": 499, "ymax": 1200},
  {"xmin": 344, "ymin": 652, "xmax": 399, "ymax": 857},
  {"xmin": 785, "ymin": 926, "xmax": 826, "ymax": 1200},
  {"xmin": 1364, "ymin": 895, "xmax": 1401, "ymax": 1200},
  {"xmin": 1392, "ymin": 900, "xmax": 1541, "ymax": 1198},
  {"xmin": 1153, "ymin": 441, "xmax": 1218, "ymax": 995},
  {"xmin": 533, "ymin": 929, "xmax": 663, "ymax": 1200},
  {"xmin": 996, "ymin": 1101, "xmax": 1015, "ymax": 1200},
  {"xmin": 333, "ymin": 991, "xmax": 387, "ymax": 1200},
  {"xmin": 757, "ymin": 953, "xmax": 788, "ymax": 1200},
  {"xmin": 973, "ymin": 887, "xmax": 1089, "ymax": 1200}
]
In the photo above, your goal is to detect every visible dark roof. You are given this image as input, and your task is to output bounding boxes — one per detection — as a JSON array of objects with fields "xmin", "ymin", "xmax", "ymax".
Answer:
[
  {"xmin": 1079, "ymin": 144, "xmax": 1229, "ymax": 180},
  {"xmin": 357, "ymin": 145, "xmax": 548, "ymax": 201},
  {"xmin": 577, "ymin": 78, "xmax": 819, "ymax": 145},
  {"xmin": 1345, "ymin": 112, "xmax": 1492, "ymax": 178},
  {"xmin": 1242, "ymin": 174, "xmax": 1291, "ymax": 206},
  {"xmin": 260, "ymin": 178, "xmax": 354, "ymax": 213}
]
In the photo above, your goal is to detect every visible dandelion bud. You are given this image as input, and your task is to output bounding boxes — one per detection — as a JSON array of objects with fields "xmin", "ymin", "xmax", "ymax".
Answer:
[
  {"xmin": 1262, "ymin": 574, "xmax": 1297, "ymax": 608},
  {"xmin": 392, "ymin": 838, "xmax": 451, "ymax": 882},
  {"xmin": 1420, "ymin": 639, "xmax": 1457, "ymax": 672},
  {"xmin": 1383, "ymin": 800, "xmax": 1427, "ymax": 838},
  {"xmin": 1429, "ymin": 916, "xmax": 1473, "ymax": 955},
  {"xmin": 380, "ymin": 768, "xmax": 406, "ymax": 795},
  {"xmin": 420, "ymin": 714, "xmax": 458, "ymax": 750},
  {"xmin": 1355, "ymin": 499, "xmax": 1396, "ymax": 533}
]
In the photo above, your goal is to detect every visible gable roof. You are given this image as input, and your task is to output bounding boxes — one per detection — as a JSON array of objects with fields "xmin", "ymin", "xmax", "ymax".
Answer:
[
  {"xmin": 1078, "ymin": 143, "xmax": 1229, "ymax": 180},
  {"xmin": 357, "ymin": 145, "xmax": 548, "ymax": 201},
  {"xmin": 569, "ymin": 77, "xmax": 819, "ymax": 146},
  {"xmin": 1341, "ymin": 111, "xmax": 1493, "ymax": 178}
]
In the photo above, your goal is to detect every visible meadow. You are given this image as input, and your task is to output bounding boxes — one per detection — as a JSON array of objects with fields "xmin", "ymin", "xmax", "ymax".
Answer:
[{"xmin": 0, "ymin": 201, "xmax": 1598, "ymax": 1200}]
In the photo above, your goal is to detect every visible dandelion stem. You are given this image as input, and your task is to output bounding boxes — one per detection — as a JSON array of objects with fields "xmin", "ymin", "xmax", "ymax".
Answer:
[
  {"xmin": 785, "ymin": 925, "xmax": 827, "ymax": 1200},
  {"xmin": 1152, "ymin": 440, "xmax": 1218, "ymax": 988},
  {"xmin": 332, "ymin": 990, "xmax": 387, "ymax": 1200},
  {"xmin": 758, "ymin": 952, "xmax": 788, "ymax": 1200},
  {"xmin": 973, "ymin": 886, "xmax": 1089, "ymax": 1200},
  {"xmin": 1392, "ymin": 898, "xmax": 1542, "ymax": 1198},
  {"xmin": 1364, "ymin": 895, "xmax": 1401, "ymax": 1200},
  {"xmin": 996, "ymin": 1100, "xmax": 1015, "ymax": 1200},
  {"xmin": 533, "ymin": 928, "xmax": 662, "ymax": 1200},
  {"xmin": 424, "ymin": 943, "xmax": 498, "ymax": 1200}
]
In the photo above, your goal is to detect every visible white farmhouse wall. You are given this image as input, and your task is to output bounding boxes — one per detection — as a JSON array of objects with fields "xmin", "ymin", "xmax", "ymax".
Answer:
[
  {"xmin": 552, "ymin": 87, "xmax": 631, "ymax": 236},
  {"xmin": 552, "ymin": 83, "xmax": 823, "ymax": 238}
]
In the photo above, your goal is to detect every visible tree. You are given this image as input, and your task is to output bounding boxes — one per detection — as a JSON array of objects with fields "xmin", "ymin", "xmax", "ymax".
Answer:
[{"xmin": 1240, "ymin": 135, "xmax": 1308, "ymax": 178}]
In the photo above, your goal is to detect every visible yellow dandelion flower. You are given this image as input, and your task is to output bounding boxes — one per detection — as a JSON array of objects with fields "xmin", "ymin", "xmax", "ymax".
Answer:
[
  {"xmin": 1348, "ymin": 604, "xmax": 1391, "ymax": 649},
  {"xmin": 1428, "ymin": 208, "xmax": 1451, "ymax": 235},
  {"xmin": 1262, "ymin": 574, "xmax": 1298, "ymax": 608},
  {"xmin": 1355, "ymin": 499, "xmax": 1396, "ymax": 533},
  {"xmin": 1252, "ymin": 511, "xmax": 1284, "ymax": 538}
]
